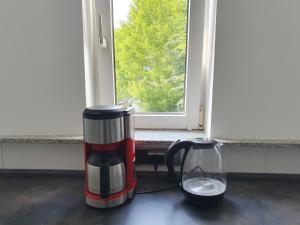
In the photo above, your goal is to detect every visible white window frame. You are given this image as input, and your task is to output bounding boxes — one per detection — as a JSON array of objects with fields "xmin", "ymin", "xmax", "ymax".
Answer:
[{"xmin": 82, "ymin": 0, "xmax": 217, "ymax": 133}]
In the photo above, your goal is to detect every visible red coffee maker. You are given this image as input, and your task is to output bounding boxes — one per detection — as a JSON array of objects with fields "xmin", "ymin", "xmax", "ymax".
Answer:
[{"xmin": 83, "ymin": 105, "xmax": 136, "ymax": 208}]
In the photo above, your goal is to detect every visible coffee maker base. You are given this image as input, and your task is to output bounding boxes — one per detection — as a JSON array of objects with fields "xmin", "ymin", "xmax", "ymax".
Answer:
[{"xmin": 85, "ymin": 189, "xmax": 135, "ymax": 208}]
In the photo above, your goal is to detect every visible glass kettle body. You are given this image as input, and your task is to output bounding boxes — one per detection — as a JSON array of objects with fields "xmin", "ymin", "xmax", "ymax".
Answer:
[{"xmin": 166, "ymin": 138, "xmax": 226, "ymax": 207}]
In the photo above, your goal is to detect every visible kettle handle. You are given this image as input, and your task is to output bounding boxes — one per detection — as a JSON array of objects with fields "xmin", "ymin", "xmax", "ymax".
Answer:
[
  {"xmin": 165, "ymin": 140, "xmax": 193, "ymax": 187},
  {"xmin": 100, "ymin": 163, "xmax": 110, "ymax": 198}
]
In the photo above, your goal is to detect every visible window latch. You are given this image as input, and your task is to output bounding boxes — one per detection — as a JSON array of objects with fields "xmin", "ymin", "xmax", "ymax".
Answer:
[
  {"xmin": 199, "ymin": 106, "xmax": 204, "ymax": 131},
  {"xmin": 98, "ymin": 14, "xmax": 107, "ymax": 48}
]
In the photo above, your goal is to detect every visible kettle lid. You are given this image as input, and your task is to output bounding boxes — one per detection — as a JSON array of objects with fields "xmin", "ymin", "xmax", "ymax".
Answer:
[{"xmin": 192, "ymin": 138, "xmax": 219, "ymax": 149}]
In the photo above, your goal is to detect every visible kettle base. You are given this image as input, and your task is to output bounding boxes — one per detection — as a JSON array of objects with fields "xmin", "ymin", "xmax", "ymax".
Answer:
[{"xmin": 183, "ymin": 190, "xmax": 225, "ymax": 208}]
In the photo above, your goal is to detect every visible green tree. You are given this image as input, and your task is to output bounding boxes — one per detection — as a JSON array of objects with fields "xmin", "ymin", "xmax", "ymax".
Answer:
[{"xmin": 114, "ymin": 0, "xmax": 188, "ymax": 112}]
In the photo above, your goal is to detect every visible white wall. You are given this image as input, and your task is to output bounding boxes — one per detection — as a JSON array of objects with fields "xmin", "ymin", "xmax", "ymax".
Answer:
[
  {"xmin": 211, "ymin": 0, "xmax": 300, "ymax": 139},
  {"xmin": 2, "ymin": 143, "xmax": 84, "ymax": 170},
  {"xmin": 0, "ymin": 0, "xmax": 85, "ymax": 135},
  {"xmin": 1, "ymin": 142, "xmax": 300, "ymax": 174}
]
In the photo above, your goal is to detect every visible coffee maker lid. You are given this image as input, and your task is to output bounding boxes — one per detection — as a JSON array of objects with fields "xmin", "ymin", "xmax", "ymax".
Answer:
[{"xmin": 83, "ymin": 105, "xmax": 126, "ymax": 120}]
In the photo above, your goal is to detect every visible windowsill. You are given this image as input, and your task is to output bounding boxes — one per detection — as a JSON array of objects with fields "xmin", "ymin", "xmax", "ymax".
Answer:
[
  {"xmin": 135, "ymin": 130, "xmax": 205, "ymax": 150},
  {"xmin": 0, "ymin": 130, "xmax": 204, "ymax": 150},
  {"xmin": 0, "ymin": 131, "xmax": 300, "ymax": 150}
]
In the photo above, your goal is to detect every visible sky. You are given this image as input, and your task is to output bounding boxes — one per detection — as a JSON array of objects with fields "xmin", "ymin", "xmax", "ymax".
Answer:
[{"xmin": 113, "ymin": 0, "xmax": 132, "ymax": 29}]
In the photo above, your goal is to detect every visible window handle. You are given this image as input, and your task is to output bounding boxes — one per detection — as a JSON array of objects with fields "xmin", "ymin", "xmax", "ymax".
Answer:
[{"xmin": 98, "ymin": 14, "xmax": 107, "ymax": 48}]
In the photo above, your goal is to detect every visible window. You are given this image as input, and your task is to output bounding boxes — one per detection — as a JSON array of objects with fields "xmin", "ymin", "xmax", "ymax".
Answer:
[
  {"xmin": 113, "ymin": 0, "xmax": 188, "ymax": 114},
  {"xmin": 82, "ymin": 0, "xmax": 217, "ymax": 132}
]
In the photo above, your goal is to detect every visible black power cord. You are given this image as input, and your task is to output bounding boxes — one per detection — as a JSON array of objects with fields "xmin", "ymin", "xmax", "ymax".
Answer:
[
  {"xmin": 135, "ymin": 185, "xmax": 177, "ymax": 194},
  {"xmin": 135, "ymin": 155, "xmax": 177, "ymax": 194}
]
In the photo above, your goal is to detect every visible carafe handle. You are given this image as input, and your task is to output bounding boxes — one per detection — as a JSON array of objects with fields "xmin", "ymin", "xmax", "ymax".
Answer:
[
  {"xmin": 165, "ymin": 140, "xmax": 193, "ymax": 187},
  {"xmin": 100, "ymin": 163, "xmax": 110, "ymax": 198}
]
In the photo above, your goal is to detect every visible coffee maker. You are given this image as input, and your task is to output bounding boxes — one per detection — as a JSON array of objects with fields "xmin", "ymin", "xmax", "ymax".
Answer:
[{"xmin": 83, "ymin": 105, "xmax": 136, "ymax": 208}]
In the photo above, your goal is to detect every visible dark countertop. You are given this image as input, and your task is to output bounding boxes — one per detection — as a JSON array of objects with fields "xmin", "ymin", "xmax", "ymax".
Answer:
[{"xmin": 0, "ymin": 172, "xmax": 300, "ymax": 225}]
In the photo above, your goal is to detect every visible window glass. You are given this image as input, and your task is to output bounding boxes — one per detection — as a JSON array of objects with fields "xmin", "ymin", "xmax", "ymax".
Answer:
[{"xmin": 113, "ymin": 0, "xmax": 189, "ymax": 113}]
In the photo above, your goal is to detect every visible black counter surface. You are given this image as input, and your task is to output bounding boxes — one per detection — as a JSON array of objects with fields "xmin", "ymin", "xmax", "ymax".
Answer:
[{"xmin": 0, "ymin": 172, "xmax": 299, "ymax": 225}]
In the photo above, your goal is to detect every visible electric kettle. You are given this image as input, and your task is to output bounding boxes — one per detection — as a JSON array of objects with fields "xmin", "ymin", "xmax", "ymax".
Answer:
[
  {"xmin": 87, "ymin": 151, "xmax": 126, "ymax": 198},
  {"xmin": 166, "ymin": 138, "xmax": 226, "ymax": 207}
]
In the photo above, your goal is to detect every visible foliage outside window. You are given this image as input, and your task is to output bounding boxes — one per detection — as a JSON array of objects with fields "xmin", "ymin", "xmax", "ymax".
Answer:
[{"xmin": 114, "ymin": 0, "xmax": 188, "ymax": 112}]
